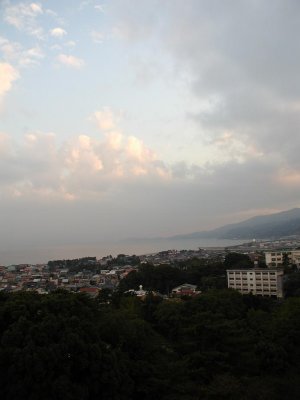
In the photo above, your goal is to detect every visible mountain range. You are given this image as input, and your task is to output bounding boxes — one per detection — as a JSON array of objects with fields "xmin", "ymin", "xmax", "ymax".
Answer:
[{"xmin": 170, "ymin": 208, "xmax": 300, "ymax": 240}]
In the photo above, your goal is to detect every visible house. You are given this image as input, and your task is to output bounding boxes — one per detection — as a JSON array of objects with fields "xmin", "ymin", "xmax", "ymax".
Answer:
[
  {"xmin": 171, "ymin": 283, "xmax": 201, "ymax": 297},
  {"xmin": 79, "ymin": 287, "xmax": 99, "ymax": 298}
]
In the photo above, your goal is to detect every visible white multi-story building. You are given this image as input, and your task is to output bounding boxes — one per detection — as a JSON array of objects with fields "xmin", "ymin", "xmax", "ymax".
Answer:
[
  {"xmin": 227, "ymin": 269, "xmax": 284, "ymax": 298},
  {"xmin": 265, "ymin": 250, "xmax": 300, "ymax": 268}
]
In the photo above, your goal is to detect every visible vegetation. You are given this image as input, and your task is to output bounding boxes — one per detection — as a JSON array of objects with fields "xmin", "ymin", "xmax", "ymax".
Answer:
[
  {"xmin": 0, "ymin": 286, "xmax": 300, "ymax": 399},
  {"xmin": 119, "ymin": 259, "xmax": 228, "ymax": 294},
  {"xmin": 224, "ymin": 252, "xmax": 253, "ymax": 269},
  {"xmin": 48, "ymin": 257, "xmax": 98, "ymax": 273},
  {"xmin": 2, "ymin": 253, "xmax": 300, "ymax": 399}
]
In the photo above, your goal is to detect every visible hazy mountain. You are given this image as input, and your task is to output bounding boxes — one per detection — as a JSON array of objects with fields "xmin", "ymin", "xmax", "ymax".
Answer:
[{"xmin": 170, "ymin": 208, "xmax": 300, "ymax": 240}]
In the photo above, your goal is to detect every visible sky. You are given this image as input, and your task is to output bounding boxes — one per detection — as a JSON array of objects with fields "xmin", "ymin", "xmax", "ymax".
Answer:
[{"xmin": 1, "ymin": 0, "xmax": 300, "ymax": 260}]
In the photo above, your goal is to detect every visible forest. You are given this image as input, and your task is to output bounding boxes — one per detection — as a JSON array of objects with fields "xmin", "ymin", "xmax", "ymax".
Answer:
[
  {"xmin": 1, "ymin": 282, "xmax": 300, "ymax": 399},
  {"xmin": 1, "ymin": 253, "xmax": 300, "ymax": 399}
]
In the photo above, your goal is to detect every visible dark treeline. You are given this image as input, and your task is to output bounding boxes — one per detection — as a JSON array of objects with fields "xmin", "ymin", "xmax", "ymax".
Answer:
[
  {"xmin": 2, "ymin": 253, "xmax": 300, "ymax": 399},
  {"xmin": 1, "ymin": 287, "xmax": 300, "ymax": 399},
  {"xmin": 119, "ymin": 261, "xmax": 227, "ymax": 294},
  {"xmin": 48, "ymin": 257, "xmax": 98, "ymax": 273},
  {"xmin": 47, "ymin": 254, "xmax": 140, "ymax": 271},
  {"xmin": 119, "ymin": 252, "xmax": 254, "ymax": 294}
]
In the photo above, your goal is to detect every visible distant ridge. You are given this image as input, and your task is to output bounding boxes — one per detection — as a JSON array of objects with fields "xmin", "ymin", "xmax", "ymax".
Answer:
[{"xmin": 170, "ymin": 208, "xmax": 300, "ymax": 240}]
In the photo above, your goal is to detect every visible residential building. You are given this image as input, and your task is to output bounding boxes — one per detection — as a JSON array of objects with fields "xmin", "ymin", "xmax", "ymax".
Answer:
[
  {"xmin": 227, "ymin": 269, "xmax": 284, "ymax": 298},
  {"xmin": 171, "ymin": 283, "xmax": 201, "ymax": 297},
  {"xmin": 265, "ymin": 250, "xmax": 300, "ymax": 268}
]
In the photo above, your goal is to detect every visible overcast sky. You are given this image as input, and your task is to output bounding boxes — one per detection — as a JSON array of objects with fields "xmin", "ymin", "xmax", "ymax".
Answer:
[{"xmin": 1, "ymin": 0, "xmax": 300, "ymax": 258}]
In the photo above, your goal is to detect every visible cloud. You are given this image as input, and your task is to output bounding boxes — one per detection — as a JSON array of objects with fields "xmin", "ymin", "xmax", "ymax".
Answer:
[
  {"xmin": 4, "ymin": 106, "xmax": 293, "ymax": 219},
  {"xmin": 77, "ymin": 0, "xmax": 104, "ymax": 12},
  {"xmin": 2, "ymin": 1, "xmax": 300, "ymax": 250},
  {"xmin": 0, "ymin": 108, "xmax": 169, "ymax": 201},
  {"xmin": 0, "ymin": 36, "xmax": 44, "ymax": 67},
  {"xmin": 126, "ymin": 136, "xmax": 155, "ymax": 164},
  {"xmin": 64, "ymin": 41, "xmax": 76, "ymax": 48},
  {"xmin": 78, "ymin": 1, "xmax": 91, "ymax": 10},
  {"xmin": 94, "ymin": 4, "xmax": 104, "ymax": 12},
  {"xmin": 50, "ymin": 27, "xmax": 67, "ymax": 38},
  {"xmin": 1, "ymin": 117, "xmax": 300, "ymax": 248},
  {"xmin": 4, "ymin": 2, "xmax": 44, "ymax": 38},
  {"xmin": 0, "ymin": 131, "xmax": 61, "ymax": 197},
  {"xmin": 93, "ymin": 107, "xmax": 118, "ymax": 131},
  {"xmin": 110, "ymin": 0, "xmax": 300, "ymax": 170},
  {"xmin": 45, "ymin": 9, "xmax": 58, "ymax": 18},
  {"xmin": 90, "ymin": 31, "xmax": 104, "ymax": 44},
  {"xmin": 29, "ymin": 3, "xmax": 42, "ymax": 14},
  {"xmin": 0, "ymin": 62, "xmax": 19, "ymax": 105},
  {"xmin": 57, "ymin": 54, "xmax": 85, "ymax": 69},
  {"xmin": 20, "ymin": 46, "xmax": 44, "ymax": 66}
]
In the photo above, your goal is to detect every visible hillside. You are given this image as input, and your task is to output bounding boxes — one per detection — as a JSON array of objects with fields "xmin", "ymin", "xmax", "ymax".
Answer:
[{"xmin": 171, "ymin": 208, "xmax": 300, "ymax": 240}]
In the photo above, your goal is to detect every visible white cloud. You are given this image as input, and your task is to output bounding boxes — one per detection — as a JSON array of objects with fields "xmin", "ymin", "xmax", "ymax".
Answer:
[
  {"xmin": 4, "ymin": 2, "xmax": 44, "ymax": 38},
  {"xmin": 57, "ymin": 54, "xmax": 85, "ymax": 69},
  {"xmin": 1, "ymin": 109, "xmax": 300, "ymax": 248},
  {"xmin": 1, "ymin": 127, "xmax": 299, "ymax": 250},
  {"xmin": 0, "ymin": 62, "xmax": 19, "ymax": 105},
  {"xmin": 0, "ymin": 109, "xmax": 170, "ymax": 201},
  {"xmin": 94, "ymin": 107, "xmax": 117, "ymax": 131},
  {"xmin": 94, "ymin": 4, "xmax": 104, "ymax": 12},
  {"xmin": 78, "ymin": 0, "xmax": 105, "ymax": 12},
  {"xmin": 64, "ymin": 41, "xmax": 76, "ymax": 48},
  {"xmin": 0, "ymin": 131, "xmax": 152, "ymax": 199},
  {"xmin": 0, "ymin": 37, "xmax": 44, "ymax": 67},
  {"xmin": 45, "ymin": 9, "xmax": 58, "ymax": 17},
  {"xmin": 29, "ymin": 3, "xmax": 43, "ymax": 14},
  {"xmin": 20, "ymin": 46, "xmax": 44, "ymax": 66},
  {"xmin": 106, "ymin": 131, "xmax": 123, "ymax": 151},
  {"xmin": 0, "ymin": 37, "xmax": 21, "ymax": 61},
  {"xmin": 50, "ymin": 27, "xmax": 67, "ymax": 38},
  {"xmin": 26, "ymin": 46, "xmax": 44, "ymax": 59},
  {"xmin": 126, "ymin": 136, "xmax": 155, "ymax": 163}
]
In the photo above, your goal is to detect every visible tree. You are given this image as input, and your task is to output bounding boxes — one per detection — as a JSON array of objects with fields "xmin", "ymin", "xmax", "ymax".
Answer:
[{"xmin": 224, "ymin": 252, "xmax": 253, "ymax": 269}]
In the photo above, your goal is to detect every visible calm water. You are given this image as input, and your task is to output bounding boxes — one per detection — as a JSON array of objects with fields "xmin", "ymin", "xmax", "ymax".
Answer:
[{"xmin": 0, "ymin": 238, "xmax": 247, "ymax": 265}]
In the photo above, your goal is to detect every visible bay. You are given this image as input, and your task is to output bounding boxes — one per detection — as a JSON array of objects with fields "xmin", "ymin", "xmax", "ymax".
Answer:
[{"xmin": 0, "ymin": 237, "xmax": 247, "ymax": 265}]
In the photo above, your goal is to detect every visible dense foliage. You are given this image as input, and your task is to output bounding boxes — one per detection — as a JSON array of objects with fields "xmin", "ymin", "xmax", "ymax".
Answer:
[
  {"xmin": 119, "ymin": 259, "xmax": 228, "ymax": 294},
  {"xmin": 48, "ymin": 257, "xmax": 98, "ymax": 273},
  {"xmin": 1, "ymin": 288, "xmax": 300, "ymax": 399}
]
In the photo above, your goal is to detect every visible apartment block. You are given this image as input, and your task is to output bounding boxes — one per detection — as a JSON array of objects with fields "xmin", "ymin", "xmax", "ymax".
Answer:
[
  {"xmin": 265, "ymin": 250, "xmax": 300, "ymax": 268},
  {"xmin": 227, "ymin": 269, "xmax": 284, "ymax": 298}
]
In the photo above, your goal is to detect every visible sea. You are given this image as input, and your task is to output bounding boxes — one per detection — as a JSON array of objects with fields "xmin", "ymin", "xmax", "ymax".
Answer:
[{"xmin": 0, "ymin": 238, "xmax": 248, "ymax": 266}]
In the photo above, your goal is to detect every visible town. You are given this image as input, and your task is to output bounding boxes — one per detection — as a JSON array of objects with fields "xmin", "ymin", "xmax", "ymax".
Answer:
[{"xmin": 1, "ymin": 237, "xmax": 300, "ymax": 299}]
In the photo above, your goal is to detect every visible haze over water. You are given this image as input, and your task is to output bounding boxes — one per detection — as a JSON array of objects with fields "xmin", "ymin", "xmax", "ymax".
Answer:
[{"xmin": 0, "ymin": 238, "xmax": 247, "ymax": 266}]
